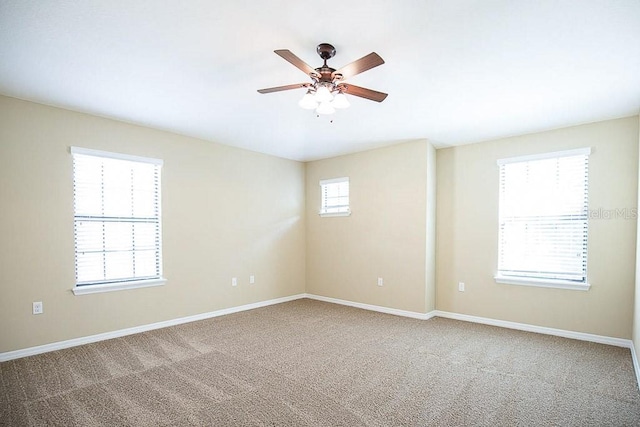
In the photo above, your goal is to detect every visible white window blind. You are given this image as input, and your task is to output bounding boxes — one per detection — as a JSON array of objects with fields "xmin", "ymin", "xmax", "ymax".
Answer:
[
  {"xmin": 497, "ymin": 148, "xmax": 590, "ymax": 284},
  {"xmin": 319, "ymin": 177, "xmax": 350, "ymax": 216},
  {"xmin": 71, "ymin": 147, "xmax": 163, "ymax": 287}
]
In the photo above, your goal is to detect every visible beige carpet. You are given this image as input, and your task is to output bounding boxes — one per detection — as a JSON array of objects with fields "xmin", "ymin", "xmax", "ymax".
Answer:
[{"xmin": 1, "ymin": 299, "xmax": 639, "ymax": 426}]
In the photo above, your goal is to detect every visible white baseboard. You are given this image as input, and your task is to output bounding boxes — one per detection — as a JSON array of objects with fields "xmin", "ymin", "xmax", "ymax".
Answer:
[
  {"xmin": 432, "ymin": 310, "xmax": 638, "ymax": 391},
  {"xmin": 0, "ymin": 293, "xmax": 306, "ymax": 362},
  {"xmin": 631, "ymin": 344, "xmax": 640, "ymax": 390},
  {"xmin": 433, "ymin": 310, "xmax": 633, "ymax": 348},
  {"xmin": 300, "ymin": 296, "xmax": 640, "ymax": 391},
  {"xmin": 301, "ymin": 296, "xmax": 638, "ymax": 390},
  {"xmin": 3, "ymin": 293, "xmax": 638, "ymax": 394},
  {"xmin": 304, "ymin": 293, "xmax": 435, "ymax": 320}
]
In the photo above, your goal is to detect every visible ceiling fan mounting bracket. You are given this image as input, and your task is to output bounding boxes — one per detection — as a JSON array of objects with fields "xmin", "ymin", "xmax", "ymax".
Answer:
[{"xmin": 316, "ymin": 43, "xmax": 336, "ymax": 61}]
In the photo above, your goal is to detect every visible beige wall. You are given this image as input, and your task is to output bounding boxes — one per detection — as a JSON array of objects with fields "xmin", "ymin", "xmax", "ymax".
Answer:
[
  {"xmin": 305, "ymin": 140, "xmax": 436, "ymax": 314},
  {"xmin": 634, "ymin": 114, "xmax": 640, "ymax": 359},
  {"xmin": 437, "ymin": 117, "xmax": 639, "ymax": 339},
  {"xmin": 0, "ymin": 96, "xmax": 306, "ymax": 353},
  {"xmin": 1, "ymin": 94, "xmax": 637, "ymax": 355},
  {"xmin": 425, "ymin": 143, "xmax": 437, "ymax": 312}
]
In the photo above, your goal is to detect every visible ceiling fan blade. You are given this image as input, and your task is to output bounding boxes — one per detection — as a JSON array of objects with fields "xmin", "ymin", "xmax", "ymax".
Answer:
[
  {"xmin": 274, "ymin": 50, "xmax": 319, "ymax": 77},
  {"xmin": 257, "ymin": 83, "xmax": 310, "ymax": 94},
  {"xmin": 333, "ymin": 52, "xmax": 384, "ymax": 79},
  {"xmin": 338, "ymin": 83, "xmax": 388, "ymax": 102}
]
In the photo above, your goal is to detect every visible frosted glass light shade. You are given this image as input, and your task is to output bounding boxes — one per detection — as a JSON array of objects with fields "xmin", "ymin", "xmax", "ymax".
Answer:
[
  {"xmin": 314, "ymin": 85, "xmax": 333, "ymax": 102},
  {"xmin": 316, "ymin": 101, "xmax": 336, "ymax": 115},
  {"xmin": 298, "ymin": 91, "xmax": 318, "ymax": 109},
  {"xmin": 332, "ymin": 93, "xmax": 350, "ymax": 109}
]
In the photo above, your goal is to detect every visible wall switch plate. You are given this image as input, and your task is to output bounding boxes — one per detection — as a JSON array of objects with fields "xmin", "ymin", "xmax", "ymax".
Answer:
[
  {"xmin": 33, "ymin": 301, "xmax": 43, "ymax": 315},
  {"xmin": 232, "ymin": 277, "xmax": 237, "ymax": 287},
  {"xmin": 377, "ymin": 277, "xmax": 384, "ymax": 286},
  {"xmin": 249, "ymin": 275, "xmax": 255, "ymax": 284},
  {"xmin": 458, "ymin": 282, "xmax": 465, "ymax": 292}
]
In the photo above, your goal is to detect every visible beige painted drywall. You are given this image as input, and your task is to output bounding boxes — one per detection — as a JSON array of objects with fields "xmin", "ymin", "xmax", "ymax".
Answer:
[
  {"xmin": 0, "ymin": 96, "xmax": 306, "ymax": 353},
  {"xmin": 305, "ymin": 140, "xmax": 436, "ymax": 314},
  {"xmin": 437, "ymin": 117, "xmax": 639, "ymax": 339},
  {"xmin": 425, "ymin": 143, "xmax": 437, "ymax": 312},
  {"xmin": 1, "ymin": 93, "xmax": 637, "ymax": 356},
  {"xmin": 634, "ymin": 114, "xmax": 640, "ymax": 360}
]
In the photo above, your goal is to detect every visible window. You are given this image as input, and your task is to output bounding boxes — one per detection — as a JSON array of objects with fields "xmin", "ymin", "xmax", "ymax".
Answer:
[
  {"xmin": 71, "ymin": 147, "xmax": 165, "ymax": 295},
  {"xmin": 496, "ymin": 148, "xmax": 590, "ymax": 290},
  {"xmin": 319, "ymin": 177, "xmax": 350, "ymax": 217}
]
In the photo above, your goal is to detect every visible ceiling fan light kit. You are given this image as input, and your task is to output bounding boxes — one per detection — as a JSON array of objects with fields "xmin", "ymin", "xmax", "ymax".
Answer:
[
  {"xmin": 332, "ymin": 92, "xmax": 350, "ymax": 109},
  {"xmin": 316, "ymin": 101, "xmax": 336, "ymax": 115},
  {"xmin": 298, "ymin": 90, "xmax": 318, "ymax": 109},
  {"xmin": 258, "ymin": 43, "xmax": 387, "ymax": 116}
]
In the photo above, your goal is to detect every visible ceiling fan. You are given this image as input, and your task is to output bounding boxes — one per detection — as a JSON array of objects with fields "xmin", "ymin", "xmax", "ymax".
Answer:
[{"xmin": 257, "ymin": 43, "xmax": 387, "ymax": 115}]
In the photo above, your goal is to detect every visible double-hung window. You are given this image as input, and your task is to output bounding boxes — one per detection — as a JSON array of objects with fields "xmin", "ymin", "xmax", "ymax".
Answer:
[
  {"xmin": 71, "ymin": 147, "xmax": 165, "ymax": 295},
  {"xmin": 319, "ymin": 177, "xmax": 350, "ymax": 217},
  {"xmin": 495, "ymin": 148, "xmax": 590, "ymax": 290}
]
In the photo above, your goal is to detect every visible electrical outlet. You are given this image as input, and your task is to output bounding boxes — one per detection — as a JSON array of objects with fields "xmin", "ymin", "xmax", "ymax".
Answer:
[
  {"xmin": 33, "ymin": 301, "xmax": 43, "ymax": 315},
  {"xmin": 458, "ymin": 282, "xmax": 465, "ymax": 292},
  {"xmin": 232, "ymin": 277, "xmax": 237, "ymax": 287},
  {"xmin": 377, "ymin": 277, "xmax": 384, "ymax": 286},
  {"xmin": 249, "ymin": 275, "xmax": 255, "ymax": 284}
]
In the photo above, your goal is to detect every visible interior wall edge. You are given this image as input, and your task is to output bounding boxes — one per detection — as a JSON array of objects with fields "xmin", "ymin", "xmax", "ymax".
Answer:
[
  {"xmin": 631, "ymin": 344, "xmax": 640, "ymax": 392},
  {"xmin": 633, "ymin": 111, "xmax": 640, "ymax": 391}
]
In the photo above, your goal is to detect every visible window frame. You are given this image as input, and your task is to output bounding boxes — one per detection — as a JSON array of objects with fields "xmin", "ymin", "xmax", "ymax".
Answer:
[
  {"xmin": 70, "ymin": 146, "xmax": 166, "ymax": 295},
  {"xmin": 319, "ymin": 177, "xmax": 351, "ymax": 217},
  {"xmin": 494, "ymin": 148, "xmax": 591, "ymax": 291}
]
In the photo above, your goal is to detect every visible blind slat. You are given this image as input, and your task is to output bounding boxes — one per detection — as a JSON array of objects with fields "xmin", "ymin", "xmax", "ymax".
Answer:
[
  {"xmin": 320, "ymin": 178, "xmax": 350, "ymax": 215},
  {"xmin": 73, "ymin": 151, "xmax": 163, "ymax": 286},
  {"xmin": 498, "ymin": 152, "xmax": 589, "ymax": 283}
]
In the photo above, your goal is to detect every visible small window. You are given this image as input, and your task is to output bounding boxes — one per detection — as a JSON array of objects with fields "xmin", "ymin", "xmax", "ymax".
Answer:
[
  {"xmin": 319, "ymin": 177, "xmax": 350, "ymax": 217},
  {"xmin": 71, "ymin": 147, "xmax": 165, "ymax": 294},
  {"xmin": 496, "ymin": 148, "xmax": 590, "ymax": 290}
]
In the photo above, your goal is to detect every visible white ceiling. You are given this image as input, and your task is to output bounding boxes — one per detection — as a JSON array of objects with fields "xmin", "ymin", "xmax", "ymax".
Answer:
[{"xmin": 1, "ymin": 1, "xmax": 639, "ymax": 161}]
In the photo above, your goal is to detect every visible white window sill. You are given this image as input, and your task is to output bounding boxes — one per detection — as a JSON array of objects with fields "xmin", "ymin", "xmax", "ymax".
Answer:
[
  {"xmin": 495, "ymin": 275, "xmax": 590, "ymax": 291},
  {"xmin": 319, "ymin": 211, "xmax": 351, "ymax": 217},
  {"xmin": 72, "ymin": 278, "xmax": 167, "ymax": 295}
]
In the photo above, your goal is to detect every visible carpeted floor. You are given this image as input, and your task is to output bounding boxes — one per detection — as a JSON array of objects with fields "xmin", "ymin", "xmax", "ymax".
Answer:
[{"xmin": 1, "ymin": 299, "xmax": 639, "ymax": 426}]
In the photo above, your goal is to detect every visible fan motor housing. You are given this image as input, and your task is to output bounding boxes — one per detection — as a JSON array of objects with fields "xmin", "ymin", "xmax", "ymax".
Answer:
[{"xmin": 315, "ymin": 66, "xmax": 336, "ymax": 82}]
